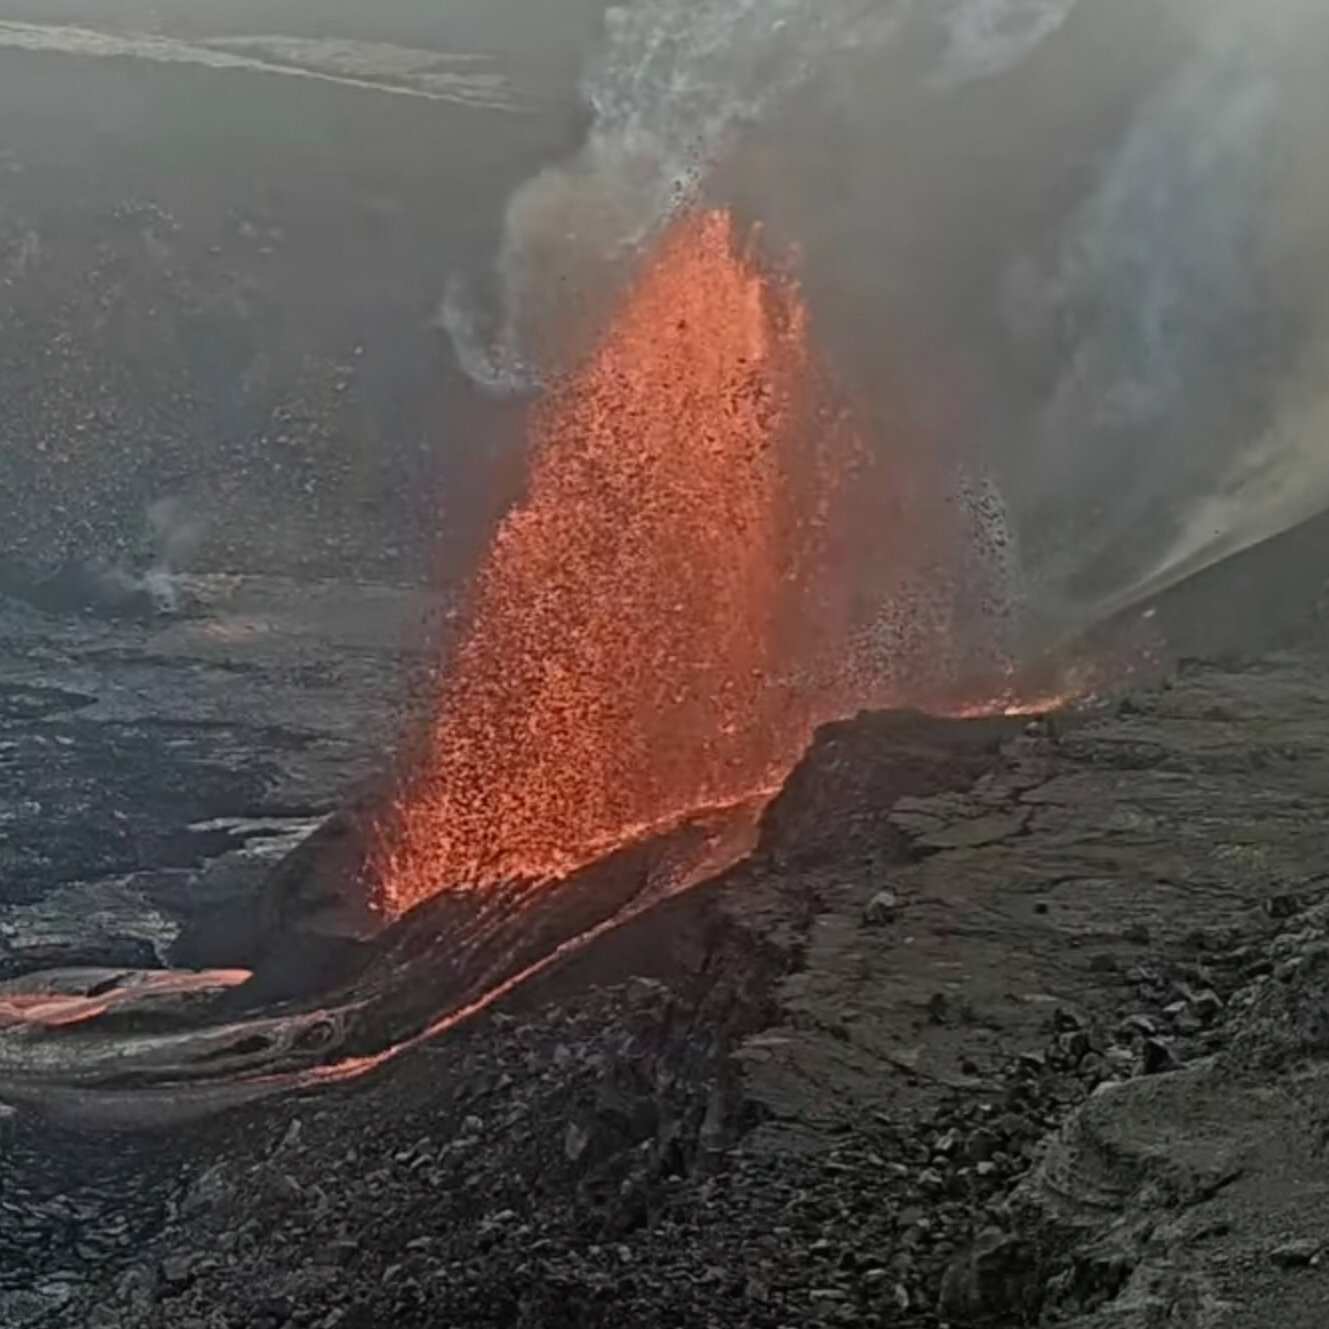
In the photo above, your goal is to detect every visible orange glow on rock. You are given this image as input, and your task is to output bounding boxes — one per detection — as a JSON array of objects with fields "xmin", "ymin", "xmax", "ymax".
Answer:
[{"xmin": 375, "ymin": 209, "xmax": 852, "ymax": 916}]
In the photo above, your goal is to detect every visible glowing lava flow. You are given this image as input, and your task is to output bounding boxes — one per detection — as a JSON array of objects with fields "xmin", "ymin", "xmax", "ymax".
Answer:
[
  {"xmin": 377, "ymin": 210, "xmax": 848, "ymax": 916},
  {"xmin": 0, "ymin": 969, "xmax": 253, "ymax": 1030}
]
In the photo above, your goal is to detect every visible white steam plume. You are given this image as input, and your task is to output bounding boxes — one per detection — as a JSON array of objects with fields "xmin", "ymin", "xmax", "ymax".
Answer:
[
  {"xmin": 1005, "ymin": 0, "xmax": 1329, "ymax": 631},
  {"xmin": 1018, "ymin": 20, "xmax": 1282, "ymax": 616},
  {"xmin": 443, "ymin": 0, "xmax": 1082, "ymax": 397},
  {"xmin": 933, "ymin": 0, "xmax": 1081, "ymax": 87}
]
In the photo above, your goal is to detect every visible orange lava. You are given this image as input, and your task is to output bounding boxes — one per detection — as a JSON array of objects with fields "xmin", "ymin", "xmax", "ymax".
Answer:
[
  {"xmin": 0, "ymin": 969, "xmax": 253, "ymax": 1030},
  {"xmin": 376, "ymin": 209, "xmax": 850, "ymax": 915}
]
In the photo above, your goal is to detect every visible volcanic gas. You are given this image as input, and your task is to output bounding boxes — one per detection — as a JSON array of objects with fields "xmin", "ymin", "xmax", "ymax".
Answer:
[{"xmin": 375, "ymin": 208, "xmax": 861, "ymax": 916}]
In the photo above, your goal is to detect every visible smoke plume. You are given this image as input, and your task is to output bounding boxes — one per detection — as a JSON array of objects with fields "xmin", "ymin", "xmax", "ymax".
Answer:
[
  {"xmin": 441, "ymin": 0, "xmax": 1076, "ymax": 396},
  {"xmin": 447, "ymin": 0, "xmax": 1329, "ymax": 653},
  {"xmin": 1018, "ymin": 17, "xmax": 1282, "ymax": 619}
]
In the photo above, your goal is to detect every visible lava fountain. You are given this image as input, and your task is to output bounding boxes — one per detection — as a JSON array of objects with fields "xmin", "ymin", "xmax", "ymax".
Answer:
[
  {"xmin": 0, "ymin": 212, "xmax": 1079, "ymax": 1120},
  {"xmin": 376, "ymin": 208, "xmax": 859, "ymax": 916}
]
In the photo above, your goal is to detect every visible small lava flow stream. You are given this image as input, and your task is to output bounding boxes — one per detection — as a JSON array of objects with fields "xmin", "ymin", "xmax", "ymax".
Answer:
[
  {"xmin": 375, "ymin": 208, "xmax": 858, "ymax": 917},
  {"xmin": 0, "ymin": 970, "xmax": 253, "ymax": 1030}
]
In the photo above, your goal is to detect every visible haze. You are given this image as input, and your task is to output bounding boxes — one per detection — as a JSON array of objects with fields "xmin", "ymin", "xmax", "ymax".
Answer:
[{"xmin": 3, "ymin": 0, "xmax": 1329, "ymax": 659}]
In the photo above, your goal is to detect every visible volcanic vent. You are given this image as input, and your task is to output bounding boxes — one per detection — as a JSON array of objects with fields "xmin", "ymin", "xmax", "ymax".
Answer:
[{"xmin": 375, "ymin": 209, "xmax": 861, "ymax": 916}]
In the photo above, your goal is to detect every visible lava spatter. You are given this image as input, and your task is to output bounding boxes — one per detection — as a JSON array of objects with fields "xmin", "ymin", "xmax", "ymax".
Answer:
[{"xmin": 376, "ymin": 209, "xmax": 851, "ymax": 915}]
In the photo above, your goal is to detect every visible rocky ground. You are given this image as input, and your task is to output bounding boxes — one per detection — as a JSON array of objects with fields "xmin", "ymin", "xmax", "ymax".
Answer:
[
  {"xmin": 0, "ymin": 574, "xmax": 433, "ymax": 978},
  {"xmin": 6, "ymin": 565, "xmax": 1329, "ymax": 1327}
]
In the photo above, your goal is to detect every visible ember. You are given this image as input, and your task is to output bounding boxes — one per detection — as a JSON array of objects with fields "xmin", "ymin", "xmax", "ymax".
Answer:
[{"xmin": 375, "ymin": 209, "xmax": 855, "ymax": 915}]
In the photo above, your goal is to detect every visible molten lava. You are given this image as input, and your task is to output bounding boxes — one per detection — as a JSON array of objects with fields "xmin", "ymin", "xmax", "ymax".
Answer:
[{"xmin": 376, "ymin": 209, "xmax": 849, "ymax": 915}]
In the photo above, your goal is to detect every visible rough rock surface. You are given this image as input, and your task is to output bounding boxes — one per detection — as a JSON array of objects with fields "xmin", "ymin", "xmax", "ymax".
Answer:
[
  {"xmin": 0, "ymin": 576, "xmax": 428, "ymax": 975},
  {"xmin": 3, "ymin": 616, "xmax": 1329, "ymax": 1327}
]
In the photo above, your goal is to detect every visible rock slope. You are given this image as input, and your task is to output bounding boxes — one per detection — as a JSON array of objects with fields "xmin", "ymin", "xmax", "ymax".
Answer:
[{"xmin": 7, "ymin": 613, "xmax": 1329, "ymax": 1327}]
